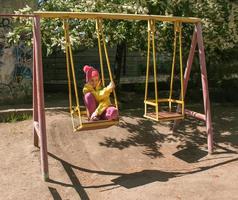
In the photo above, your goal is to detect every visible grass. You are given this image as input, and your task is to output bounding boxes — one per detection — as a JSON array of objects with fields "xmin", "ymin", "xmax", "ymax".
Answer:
[{"xmin": 0, "ymin": 113, "xmax": 32, "ymax": 123}]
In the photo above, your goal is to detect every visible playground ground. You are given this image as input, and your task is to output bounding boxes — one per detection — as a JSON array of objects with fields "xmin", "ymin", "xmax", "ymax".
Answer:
[{"xmin": 0, "ymin": 105, "xmax": 238, "ymax": 200}]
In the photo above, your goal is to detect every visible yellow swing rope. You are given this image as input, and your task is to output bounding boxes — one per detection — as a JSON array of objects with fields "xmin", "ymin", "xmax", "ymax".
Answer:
[
  {"xmin": 144, "ymin": 20, "xmax": 151, "ymax": 116},
  {"xmin": 96, "ymin": 19, "xmax": 105, "ymax": 87},
  {"xmin": 63, "ymin": 20, "xmax": 72, "ymax": 114},
  {"xmin": 150, "ymin": 19, "xmax": 159, "ymax": 118},
  {"xmin": 179, "ymin": 23, "xmax": 184, "ymax": 115},
  {"xmin": 63, "ymin": 20, "xmax": 82, "ymax": 127},
  {"xmin": 96, "ymin": 18, "xmax": 118, "ymax": 109},
  {"xmin": 144, "ymin": 19, "xmax": 159, "ymax": 119},
  {"xmin": 169, "ymin": 22, "xmax": 178, "ymax": 112},
  {"xmin": 168, "ymin": 22, "xmax": 184, "ymax": 114}
]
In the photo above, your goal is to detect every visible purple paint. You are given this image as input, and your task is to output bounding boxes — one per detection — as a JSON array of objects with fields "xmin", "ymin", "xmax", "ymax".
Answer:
[
  {"xmin": 173, "ymin": 24, "xmax": 213, "ymax": 153},
  {"xmin": 184, "ymin": 109, "xmax": 206, "ymax": 121},
  {"xmin": 196, "ymin": 23, "xmax": 213, "ymax": 153},
  {"xmin": 33, "ymin": 16, "xmax": 49, "ymax": 180},
  {"xmin": 33, "ymin": 20, "xmax": 39, "ymax": 147}
]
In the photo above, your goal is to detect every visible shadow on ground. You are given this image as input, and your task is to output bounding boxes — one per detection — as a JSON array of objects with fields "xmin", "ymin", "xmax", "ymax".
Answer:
[
  {"xmin": 46, "ymin": 152, "xmax": 238, "ymax": 199},
  {"xmin": 100, "ymin": 115, "xmax": 165, "ymax": 158},
  {"xmin": 45, "ymin": 105, "xmax": 238, "ymax": 199},
  {"xmin": 100, "ymin": 105, "xmax": 238, "ymax": 159}
]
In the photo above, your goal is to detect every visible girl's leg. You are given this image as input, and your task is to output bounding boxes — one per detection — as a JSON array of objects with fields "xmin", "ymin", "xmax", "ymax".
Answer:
[
  {"xmin": 84, "ymin": 93, "xmax": 97, "ymax": 117},
  {"xmin": 101, "ymin": 106, "xmax": 119, "ymax": 120}
]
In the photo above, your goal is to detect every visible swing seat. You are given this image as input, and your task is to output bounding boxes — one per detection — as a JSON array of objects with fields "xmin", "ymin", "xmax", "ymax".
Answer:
[
  {"xmin": 144, "ymin": 99, "xmax": 184, "ymax": 121},
  {"xmin": 71, "ymin": 107, "xmax": 119, "ymax": 131},
  {"xmin": 74, "ymin": 119, "xmax": 119, "ymax": 132},
  {"xmin": 144, "ymin": 111, "xmax": 184, "ymax": 121}
]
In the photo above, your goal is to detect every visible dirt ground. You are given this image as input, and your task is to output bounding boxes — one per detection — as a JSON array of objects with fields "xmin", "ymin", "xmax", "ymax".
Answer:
[{"xmin": 0, "ymin": 105, "xmax": 238, "ymax": 200}]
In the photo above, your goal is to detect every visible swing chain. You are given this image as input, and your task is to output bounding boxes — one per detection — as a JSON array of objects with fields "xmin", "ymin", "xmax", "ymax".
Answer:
[
  {"xmin": 96, "ymin": 18, "xmax": 103, "ymax": 32},
  {"xmin": 63, "ymin": 19, "xmax": 83, "ymax": 128},
  {"xmin": 63, "ymin": 20, "xmax": 71, "ymax": 46},
  {"xmin": 96, "ymin": 18, "xmax": 106, "ymax": 86},
  {"xmin": 175, "ymin": 22, "xmax": 182, "ymax": 33},
  {"xmin": 148, "ymin": 19, "xmax": 156, "ymax": 33}
]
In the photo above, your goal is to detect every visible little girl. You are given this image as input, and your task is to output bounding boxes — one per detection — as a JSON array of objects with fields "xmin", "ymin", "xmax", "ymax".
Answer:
[{"xmin": 83, "ymin": 65, "xmax": 119, "ymax": 121}]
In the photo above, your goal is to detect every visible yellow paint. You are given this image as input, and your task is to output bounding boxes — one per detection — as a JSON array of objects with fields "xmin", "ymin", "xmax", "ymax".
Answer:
[{"xmin": 34, "ymin": 11, "xmax": 201, "ymax": 23}]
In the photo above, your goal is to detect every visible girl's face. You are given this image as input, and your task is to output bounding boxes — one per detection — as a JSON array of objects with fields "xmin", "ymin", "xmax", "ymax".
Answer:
[{"xmin": 89, "ymin": 76, "xmax": 99, "ymax": 88}]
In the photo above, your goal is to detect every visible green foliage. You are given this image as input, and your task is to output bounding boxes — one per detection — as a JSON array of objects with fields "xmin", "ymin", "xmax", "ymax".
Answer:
[
  {"xmin": 8, "ymin": 0, "xmax": 149, "ymax": 55},
  {"xmin": 0, "ymin": 113, "xmax": 32, "ymax": 123},
  {"xmin": 7, "ymin": 0, "xmax": 238, "ymax": 78}
]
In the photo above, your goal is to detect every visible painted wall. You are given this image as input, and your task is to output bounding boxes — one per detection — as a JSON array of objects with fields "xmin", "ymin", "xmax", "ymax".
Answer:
[{"xmin": 0, "ymin": 1, "xmax": 36, "ymax": 104}]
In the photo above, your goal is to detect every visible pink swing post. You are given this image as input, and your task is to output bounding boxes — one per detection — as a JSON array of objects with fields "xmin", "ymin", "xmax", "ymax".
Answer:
[
  {"xmin": 32, "ymin": 16, "xmax": 49, "ymax": 181},
  {"xmin": 196, "ymin": 23, "xmax": 213, "ymax": 153},
  {"xmin": 33, "ymin": 21, "xmax": 38, "ymax": 147},
  {"xmin": 174, "ymin": 22, "xmax": 213, "ymax": 153}
]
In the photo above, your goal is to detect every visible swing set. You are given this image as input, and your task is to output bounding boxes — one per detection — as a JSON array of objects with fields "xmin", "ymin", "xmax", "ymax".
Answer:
[
  {"xmin": 0, "ymin": 12, "xmax": 213, "ymax": 180},
  {"xmin": 63, "ymin": 19, "xmax": 119, "ymax": 131},
  {"xmin": 144, "ymin": 20, "xmax": 185, "ymax": 121}
]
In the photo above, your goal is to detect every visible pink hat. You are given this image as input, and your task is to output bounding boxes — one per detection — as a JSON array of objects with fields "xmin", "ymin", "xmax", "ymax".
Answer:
[{"xmin": 83, "ymin": 65, "xmax": 99, "ymax": 82}]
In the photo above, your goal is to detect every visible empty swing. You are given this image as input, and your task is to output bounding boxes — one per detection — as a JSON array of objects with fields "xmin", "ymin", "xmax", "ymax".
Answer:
[
  {"xmin": 144, "ymin": 20, "xmax": 184, "ymax": 121},
  {"xmin": 63, "ymin": 19, "xmax": 119, "ymax": 131}
]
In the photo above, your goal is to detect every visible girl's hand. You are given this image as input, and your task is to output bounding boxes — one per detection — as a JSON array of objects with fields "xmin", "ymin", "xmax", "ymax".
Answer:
[
  {"xmin": 90, "ymin": 111, "xmax": 99, "ymax": 121},
  {"xmin": 96, "ymin": 80, "xmax": 101, "ymax": 88},
  {"xmin": 108, "ymin": 81, "xmax": 115, "ymax": 90}
]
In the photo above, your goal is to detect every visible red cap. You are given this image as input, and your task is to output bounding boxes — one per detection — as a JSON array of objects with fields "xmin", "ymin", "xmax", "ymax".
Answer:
[{"xmin": 83, "ymin": 65, "xmax": 99, "ymax": 82}]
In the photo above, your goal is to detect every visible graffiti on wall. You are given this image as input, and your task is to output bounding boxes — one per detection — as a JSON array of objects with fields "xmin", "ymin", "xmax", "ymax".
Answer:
[{"xmin": 0, "ymin": 17, "xmax": 32, "ymax": 103}]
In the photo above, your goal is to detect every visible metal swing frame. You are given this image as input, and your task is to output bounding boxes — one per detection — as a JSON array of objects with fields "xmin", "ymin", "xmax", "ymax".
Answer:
[
  {"xmin": 144, "ymin": 20, "xmax": 185, "ymax": 121},
  {"xmin": 63, "ymin": 19, "xmax": 119, "ymax": 132},
  {"xmin": 25, "ymin": 11, "xmax": 213, "ymax": 180}
]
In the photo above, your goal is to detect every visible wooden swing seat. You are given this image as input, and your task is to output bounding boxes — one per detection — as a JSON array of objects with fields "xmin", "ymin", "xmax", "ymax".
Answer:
[
  {"xmin": 144, "ymin": 99, "xmax": 184, "ymax": 121},
  {"xmin": 71, "ymin": 108, "xmax": 119, "ymax": 131},
  {"xmin": 144, "ymin": 111, "xmax": 184, "ymax": 121},
  {"xmin": 74, "ymin": 119, "xmax": 119, "ymax": 131}
]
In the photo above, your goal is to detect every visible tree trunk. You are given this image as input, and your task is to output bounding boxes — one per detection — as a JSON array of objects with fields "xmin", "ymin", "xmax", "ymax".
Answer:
[
  {"xmin": 122, "ymin": 43, "xmax": 127, "ymax": 76},
  {"xmin": 114, "ymin": 41, "xmax": 126, "ymax": 86}
]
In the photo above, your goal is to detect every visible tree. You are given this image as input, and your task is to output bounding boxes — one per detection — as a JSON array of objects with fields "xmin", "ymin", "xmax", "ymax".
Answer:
[
  {"xmin": 146, "ymin": 0, "xmax": 238, "ymax": 78},
  {"xmin": 8, "ymin": 0, "xmax": 238, "ymax": 84},
  {"xmin": 9, "ymin": 0, "xmax": 149, "ymax": 85}
]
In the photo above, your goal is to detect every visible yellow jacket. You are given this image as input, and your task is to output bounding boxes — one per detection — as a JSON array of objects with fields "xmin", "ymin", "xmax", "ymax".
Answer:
[{"xmin": 83, "ymin": 83, "xmax": 112, "ymax": 115}]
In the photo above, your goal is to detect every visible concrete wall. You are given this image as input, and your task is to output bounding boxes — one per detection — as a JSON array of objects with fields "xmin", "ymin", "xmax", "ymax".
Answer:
[
  {"xmin": 43, "ymin": 47, "xmax": 148, "ymax": 85},
  {"xmin": 0, "ymin": 1, "xmax": 36, "ymax": 104}
]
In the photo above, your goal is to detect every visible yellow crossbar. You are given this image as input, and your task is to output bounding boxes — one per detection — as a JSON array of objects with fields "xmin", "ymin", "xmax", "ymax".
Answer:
[
  {"xmin": 145, "ymin": 99, "xmax": 183, "ymax": 104},
  {"xmin": 34, "ymin": 11, "xmax": 201, "ymax": 23},
  {"xmin": 158, "ymin": 99, "xmax": 183, "ymax": 104},
  {"xmin": 144, "ymin": 100, "xmax": 157, "ymax": 106}
]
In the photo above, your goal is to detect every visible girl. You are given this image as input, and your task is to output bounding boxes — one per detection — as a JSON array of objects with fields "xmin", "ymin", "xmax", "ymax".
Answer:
[{"xmin": 83, "ymin": 65, "xmax": 119, "ymax": 121}]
